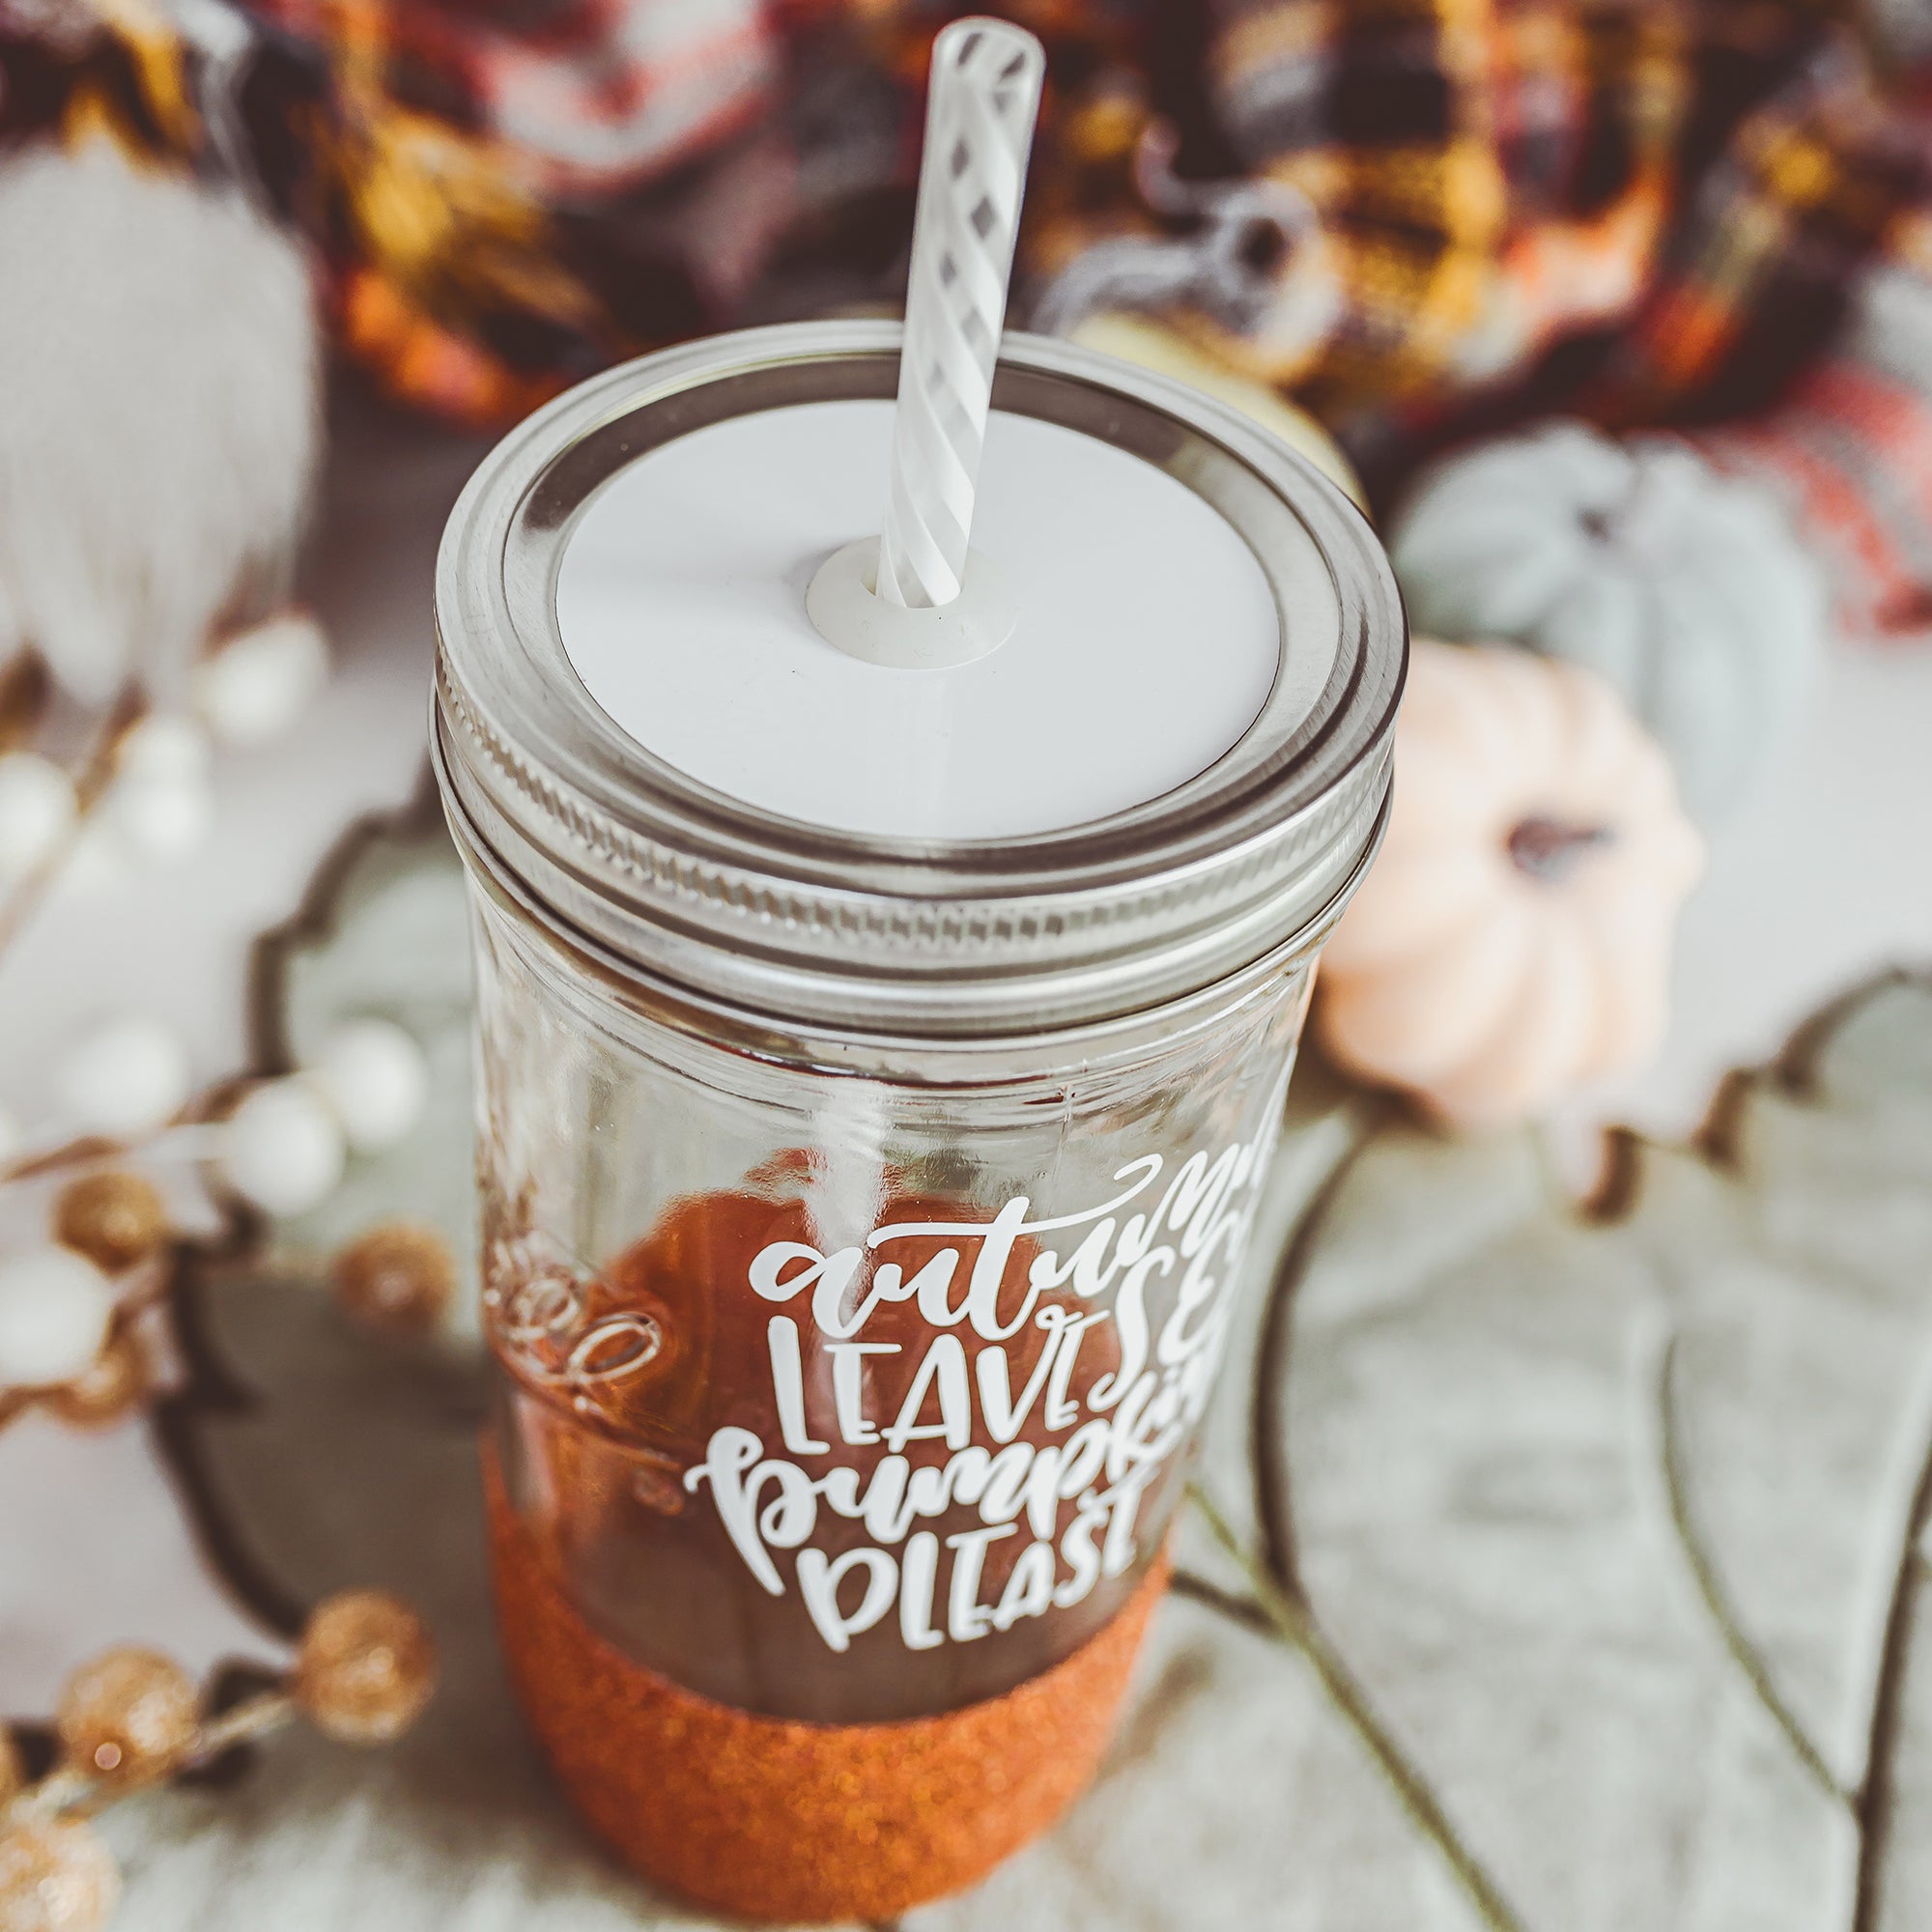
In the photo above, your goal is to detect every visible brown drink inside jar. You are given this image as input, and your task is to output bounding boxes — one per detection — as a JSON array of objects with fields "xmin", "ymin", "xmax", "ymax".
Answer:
[
  {"xmin": 432, "ymin": 56, "xmax": 1402, "ymax": 1904},
  {"xmin": 483, "ymin": 1164, "xmax": 1184, "ymax": 1918}
]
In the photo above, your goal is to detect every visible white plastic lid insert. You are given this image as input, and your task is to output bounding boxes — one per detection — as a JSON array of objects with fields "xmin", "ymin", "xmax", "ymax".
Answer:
[{"xmin": 554, "ymin": 398, "xmax": 1280, "ymax": 842}]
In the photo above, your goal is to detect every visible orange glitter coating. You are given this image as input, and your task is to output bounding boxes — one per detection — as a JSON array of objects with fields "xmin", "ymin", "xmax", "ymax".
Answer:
[{"xmin": 486, "ymin": 1458, "xmax": 1167, "ymax": 1923}]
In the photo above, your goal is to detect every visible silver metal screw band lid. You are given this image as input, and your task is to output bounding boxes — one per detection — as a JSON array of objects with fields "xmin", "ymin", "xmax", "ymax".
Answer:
[{"xmin": 433, "ymin": 321, "xmax": 1406, "ymax": 1037}]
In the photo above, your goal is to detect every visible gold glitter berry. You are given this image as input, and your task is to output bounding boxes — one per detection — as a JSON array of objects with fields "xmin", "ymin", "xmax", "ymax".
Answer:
[
  {"xmin": 330, "ymin": 1223, "xmax": 455, "ymax": 1337},
  {"xmin": 0, "ymin": 1817, "xmax": 120, "ymax": 1932},
  {"xmin": 56, "ymin": 1648, "xmax": 198, "ymax": 1785},
  {"xmin": 44, "ymin": 1328, "xmax": 148, "ymax": 1431},
  {"xmin": 295, "ymin": 1591, "xmax": 437, "ymax": 1744},
  {"xmin": 52, "ymin": 1172, "xmax": 169, "ymax": 1274}
]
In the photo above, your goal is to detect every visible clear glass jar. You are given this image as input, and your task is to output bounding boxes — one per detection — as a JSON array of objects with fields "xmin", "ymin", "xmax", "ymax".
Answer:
[{"xmin": 434, "ymin": 323, "xmax": 1403, "ymax": 1920}]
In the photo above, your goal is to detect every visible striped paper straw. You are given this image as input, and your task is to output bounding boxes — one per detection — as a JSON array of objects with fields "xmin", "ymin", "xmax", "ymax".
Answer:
[{"xmin": 876, "ymin": 18, "xmax": 1045, "ymax": 611}]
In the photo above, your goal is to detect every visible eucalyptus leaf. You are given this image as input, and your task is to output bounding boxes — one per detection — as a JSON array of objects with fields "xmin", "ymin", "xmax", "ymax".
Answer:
[{"xmin": 256, "ymin": 795, "xmax": 479, "ymax": 1337}]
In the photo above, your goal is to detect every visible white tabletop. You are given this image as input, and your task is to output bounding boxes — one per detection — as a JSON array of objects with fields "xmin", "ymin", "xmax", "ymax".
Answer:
[{"xmin": 2, "ymin": 394, "xmax": 1930, "ymax": 1714}]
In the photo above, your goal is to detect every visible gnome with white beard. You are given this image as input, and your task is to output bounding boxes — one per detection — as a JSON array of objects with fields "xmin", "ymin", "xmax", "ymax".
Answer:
[{"xmin": 0, "ymin": 122, "xmax": 327, "ymax": 882}]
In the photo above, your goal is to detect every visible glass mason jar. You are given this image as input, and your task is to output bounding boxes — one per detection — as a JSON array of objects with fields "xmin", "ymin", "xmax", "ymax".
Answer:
[{"xmin": 433, "ymin": 323, "xmax": 1403, "ymax": 1923}]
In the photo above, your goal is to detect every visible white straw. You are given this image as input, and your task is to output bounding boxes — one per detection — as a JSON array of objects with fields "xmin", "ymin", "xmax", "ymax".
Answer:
[{"xmin": 877, "ymin": 17, "xmax": 1045, "ymax": 611}]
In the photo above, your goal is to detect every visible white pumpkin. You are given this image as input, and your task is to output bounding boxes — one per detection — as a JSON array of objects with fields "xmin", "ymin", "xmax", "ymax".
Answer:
[
  {"xmin": 1318, "ymin": 640, "xmax": 1704, "ymax": 1130},
  {"xmin": 1389, "ymin": 422, "xmax": 1828, "ymax": 820}
]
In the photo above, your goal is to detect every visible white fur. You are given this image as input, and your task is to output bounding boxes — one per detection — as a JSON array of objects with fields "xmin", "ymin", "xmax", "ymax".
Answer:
[{"xmin": 0, "ymin": 138, "xmax": 319, "ymax": 704}]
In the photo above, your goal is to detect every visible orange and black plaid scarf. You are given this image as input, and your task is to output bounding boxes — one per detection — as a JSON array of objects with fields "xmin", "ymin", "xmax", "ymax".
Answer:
[{"xmin": 1, "ymin": 0, "xmax": 1924, "ymax": 490}]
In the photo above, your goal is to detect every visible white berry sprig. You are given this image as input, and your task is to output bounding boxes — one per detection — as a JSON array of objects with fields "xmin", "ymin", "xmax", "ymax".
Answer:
[{"xmin": 0, "ymin": 1012, "xmax": 437, "ymax": 1423}]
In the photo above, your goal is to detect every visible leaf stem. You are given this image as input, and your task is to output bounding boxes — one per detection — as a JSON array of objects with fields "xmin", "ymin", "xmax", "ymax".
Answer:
[
  {"xmin": 1190, "ymin": 1487, "xmax": 1530, "ymax": 1932},
  {"xmin": 1847, "ymin": 1348, "xmax": 1932, "ymax": 1931},
  {"xmin": 1649, "ymin": 1329, "xmax": 1848, "ymax": 1805},
  {"xmin": 1168, "ymin": 1565, "xmax": 1271, "ymax": 1638}
]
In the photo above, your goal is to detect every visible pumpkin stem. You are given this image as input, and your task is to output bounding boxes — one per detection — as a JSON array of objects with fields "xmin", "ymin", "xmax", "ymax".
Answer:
[
  {"xmin": 1582, "ymin": 453, "xmax": 1677, "ymax": 559},
  {"xmin": 1508, "ymin": 817, "xmax": 1612, "ymax": 883}
]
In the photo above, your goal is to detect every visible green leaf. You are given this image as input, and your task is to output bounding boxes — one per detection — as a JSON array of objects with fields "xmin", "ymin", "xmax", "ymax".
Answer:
[
  {"xmin": 255, "ymin": 792, "xmax": 478, "ymax": 1326},
  {"xmin": 916, "ymin": 976, "xmax": 1932, "ymax": 1932}
]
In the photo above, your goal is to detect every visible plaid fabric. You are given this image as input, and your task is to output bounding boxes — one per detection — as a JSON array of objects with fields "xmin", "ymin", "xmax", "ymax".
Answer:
[
  {"xmin": 1689, "ymin": 353, "xmax": 1932, "ymax": 639},
  {"xmin": 0, "ymin": 0, "xmax": 1925, "ymax": 483},
  {"xmin": 249, "ymin": 0, "xmax": 780, "ymax": 193},
  {"xmin": 1172, "ymin": 0, "xmax": 1931, "ymax": 470}
]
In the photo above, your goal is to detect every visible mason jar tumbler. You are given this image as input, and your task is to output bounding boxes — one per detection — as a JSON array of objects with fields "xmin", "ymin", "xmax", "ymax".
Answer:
[{"xmin": 432, "ymin": 322, "xmax": 1404, "ymax": 1920}]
